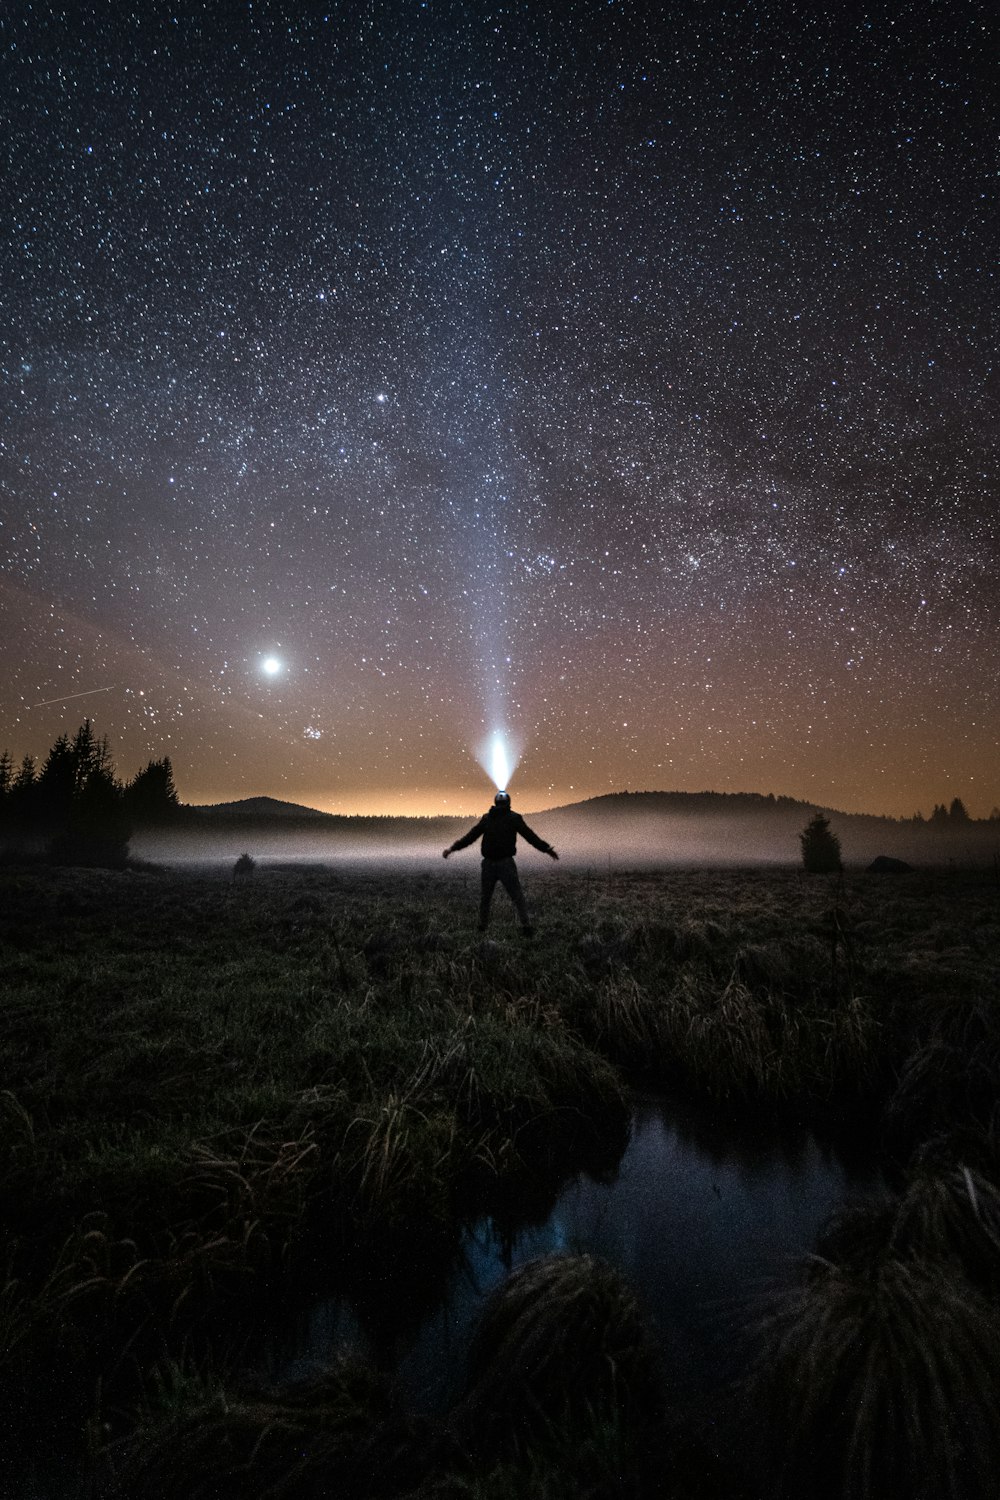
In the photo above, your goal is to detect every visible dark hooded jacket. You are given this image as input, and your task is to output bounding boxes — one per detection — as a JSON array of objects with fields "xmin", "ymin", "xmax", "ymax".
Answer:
[{"xmin": 449, "ymin": 804, "xmax": 553, "ymax": 861}]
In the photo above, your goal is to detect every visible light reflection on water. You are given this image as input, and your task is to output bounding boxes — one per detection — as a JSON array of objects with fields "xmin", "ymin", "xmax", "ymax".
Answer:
[{"xmin": 278, "ymin": 1095, "xmax": 885, "ymax": 1410}]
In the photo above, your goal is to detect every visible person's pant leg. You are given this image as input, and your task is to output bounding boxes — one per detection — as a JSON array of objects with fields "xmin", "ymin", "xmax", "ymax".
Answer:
[
  {"xmin": 480, "ymin": 859, "xmax": 500, "ymax": 927},
  {"xmin": 496, "ymin": 857, "xmax": 530, "ymax": 928}
]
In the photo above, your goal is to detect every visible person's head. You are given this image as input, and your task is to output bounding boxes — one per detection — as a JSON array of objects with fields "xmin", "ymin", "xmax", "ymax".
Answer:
[{"xmin": 493, "ymin": 790, "xmax": 511, "ymax": 812}]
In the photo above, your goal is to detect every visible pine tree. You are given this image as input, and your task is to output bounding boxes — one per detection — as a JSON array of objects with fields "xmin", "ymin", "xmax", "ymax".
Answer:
[
  {"xmin": 36, "ymin": 734, "xmax": 77, "ymax": 828},
  {"xmin": 0, "ymin": 750, "xmax": 13, "ymax": 840},
  {"xmin": 799, "ymin": 811, "xmax": 842, "ymax": 873},
  {"xmin": 68, "ymin": 719, "xmax": 112, "ymax": 794},
  {"xmin": 948, "ymin": 797, "xmax": 970, "ymax": 823},
  {"xmin": 57, "ymin": 762, "xmax": 131, "ymax": 867},
  {"xmin": 125, "ymin": 757, "xmax": 180, "ymax": 824},
  {"xmin": 5, "ymin": 755, "xmax": 37, "ymax": 831},
  {"xmin": 40, "ymin": 721, "xmax": 132, "ymax": 866},
  {"xmin": 13, "ymin": 754, "xmax": 35, "ymax": 792}
]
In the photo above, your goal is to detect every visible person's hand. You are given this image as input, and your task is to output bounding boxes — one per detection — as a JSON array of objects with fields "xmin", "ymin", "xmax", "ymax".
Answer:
[
  {"xmin": 442, "ymin": 848, "xmax": 451, "ymax": 859},
  {"xmin": 548, "ymin": 848, "xmax": 559, "ymax": 860}
]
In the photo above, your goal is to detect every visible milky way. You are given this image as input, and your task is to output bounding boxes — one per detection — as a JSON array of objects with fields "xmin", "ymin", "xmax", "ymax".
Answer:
[{"xmin": 1, "ymin": 1, "xmax": 996, "ymax": 816}]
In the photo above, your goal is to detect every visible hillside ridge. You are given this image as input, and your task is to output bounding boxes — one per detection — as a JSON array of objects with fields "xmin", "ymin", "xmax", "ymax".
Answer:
[{"xmin": 191, "ymin": 789, "xmax": 890, "ymax": 825}]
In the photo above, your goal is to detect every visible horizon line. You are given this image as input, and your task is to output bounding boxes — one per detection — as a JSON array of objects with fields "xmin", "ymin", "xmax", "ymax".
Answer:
[{"xmin": 181, "ymin": 788, "xmax": 987, "ymax": 823}]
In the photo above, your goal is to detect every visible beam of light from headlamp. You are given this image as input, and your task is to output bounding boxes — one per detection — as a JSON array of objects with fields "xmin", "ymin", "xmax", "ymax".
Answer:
[{"xmin": 478, "ymin": 730, "xmax": 518, "ymax": 791}]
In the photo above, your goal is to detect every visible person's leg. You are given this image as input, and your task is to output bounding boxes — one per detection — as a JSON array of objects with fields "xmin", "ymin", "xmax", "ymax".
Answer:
[
  {"xmin": 497, "ymin": 857, "xmax": 531, "ymax": 930},
  {"xmin": 479, "ymin": 859, "xmax": 500, "ymax": 929}
]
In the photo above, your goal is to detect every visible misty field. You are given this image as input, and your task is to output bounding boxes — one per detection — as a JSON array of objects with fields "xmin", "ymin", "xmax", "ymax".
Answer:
[{"xmin": 3, "ymin": 859, "xmax": 1000, "ymax": 1498}]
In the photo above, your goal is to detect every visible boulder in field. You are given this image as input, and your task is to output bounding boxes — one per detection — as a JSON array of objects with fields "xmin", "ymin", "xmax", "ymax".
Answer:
[{"xmin": 867, "ymin": 855, "xmax": 914, "ymax": 874}]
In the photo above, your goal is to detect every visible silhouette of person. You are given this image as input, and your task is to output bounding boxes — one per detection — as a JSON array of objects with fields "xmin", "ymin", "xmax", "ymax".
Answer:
[{"xmin": 443, "ymin": 790, "xmax": 558, "ymax": 935}]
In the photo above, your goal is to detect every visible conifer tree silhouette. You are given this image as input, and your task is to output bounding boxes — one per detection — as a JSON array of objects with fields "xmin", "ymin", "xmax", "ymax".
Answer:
[
  {"xmin": 799, "ymin": 811, "xmax": 842, "ymax": 873},
  {"xmin": 4, "ymin": 755, "xmax": 37, "ymax": 829},
  {"xmin": 36, "ymin": 720, "xmax": 132, "ymax": 866},
  {"xmin": 125, "ymin": 758, "xmax": 180, "ymax": 824},
  {"xmin": 0, "ymin": 748, "xmax": 13, "ymax": 801}
]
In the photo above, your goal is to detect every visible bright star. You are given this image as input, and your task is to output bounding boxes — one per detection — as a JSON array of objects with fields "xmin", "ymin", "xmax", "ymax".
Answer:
[{"xmin": 261, "ymin": 656, "xmax": 283, "ymax": 676}]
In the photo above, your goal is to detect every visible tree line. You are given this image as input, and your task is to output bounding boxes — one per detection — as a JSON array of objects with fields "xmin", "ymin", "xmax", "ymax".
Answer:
[
  {"xmin": 922, "ymin": 798, "xmax": 1000, "ymax": 824},
  {"xmin": 0, "ymin": 721, "xmax": 179, "ymax": 866}
]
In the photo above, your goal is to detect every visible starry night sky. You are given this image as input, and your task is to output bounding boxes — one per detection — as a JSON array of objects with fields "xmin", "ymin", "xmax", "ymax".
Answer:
[{"xmin": 2, "ymin": 1, "xmax": 997, "ymax": 817}]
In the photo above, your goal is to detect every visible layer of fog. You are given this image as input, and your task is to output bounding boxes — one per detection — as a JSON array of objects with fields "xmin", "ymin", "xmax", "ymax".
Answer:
[{"xmin": 131, "ymin": 805, "xmax": 997, "ymax": 870}]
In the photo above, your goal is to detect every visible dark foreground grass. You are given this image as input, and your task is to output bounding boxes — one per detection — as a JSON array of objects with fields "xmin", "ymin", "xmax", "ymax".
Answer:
[
  {"xmin": 2, "ymin": 859, "xmax": 999, "ymax": 1495},
  {"xmin": 748, "ymin": 1131, "xmax": 1000, "ymax": 1500},
  {"xmin": 108, "ymin": 1256, "xmax": 732, "ymax": 1500}
]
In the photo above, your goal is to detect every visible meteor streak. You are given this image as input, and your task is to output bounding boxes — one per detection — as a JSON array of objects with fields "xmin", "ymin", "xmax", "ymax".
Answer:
[{"xmin": 29, "ymin": 686, "xmax": 115, "ymax": 709}]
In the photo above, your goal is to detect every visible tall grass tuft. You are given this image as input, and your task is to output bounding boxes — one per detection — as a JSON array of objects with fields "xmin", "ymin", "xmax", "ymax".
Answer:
[
  {"xmin": 749, "ymin": 1179, "xmax": 1000, "ymax": 1500},
  {"xmin": 573, "ymin": 973, "xmax": 672, "ymax": 1072},
  {"xmin": 455, "ymin": 1254, "xmax": 661, "ymax": 1463},
  {"xmin": 886, "ymin": 1016, "xmax": 1000, "ymax": 1148},
  {"xmin": 890, "ymin": 1144, "xmax": 1000, "ymax": 1293},
  {"xmin": 750, "ymin": 1255, "xmax": 1000, "ymax": 1499},
  {"xmin": 106, "ymin": 1355, "xmax": 393, "ymax": 1498},
  {"xmin": 339, "ymin": 1092, "xmax": 461, "ymax": 1230}
]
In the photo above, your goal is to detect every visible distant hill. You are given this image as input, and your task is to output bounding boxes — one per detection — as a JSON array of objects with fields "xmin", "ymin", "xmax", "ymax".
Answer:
[
  {"xmin": 192, "ymin": 789, "xmax": 821, "ymax": 824},
  {"xmin": 543, "ymin": 790, "xmax": 812, "ymax": 818},
  {"xmin": 196, "ymin": 796, "xmax": 340, "ymax": 821},
  {"xmin": 188, "ymin": 796, "xmax": 454, "ymax": 831}
]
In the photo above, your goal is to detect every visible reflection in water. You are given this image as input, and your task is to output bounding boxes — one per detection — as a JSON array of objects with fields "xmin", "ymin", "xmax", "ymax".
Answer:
[{"xmin": 276, "ymin": 1095, "xmax": 884, "ymax": 1412}]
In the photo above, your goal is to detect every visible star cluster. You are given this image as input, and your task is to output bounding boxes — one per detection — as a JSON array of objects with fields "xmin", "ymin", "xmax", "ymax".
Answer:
[{"xmin": 1, "ymin": 0, "xmax": 996, "ymax": 816}]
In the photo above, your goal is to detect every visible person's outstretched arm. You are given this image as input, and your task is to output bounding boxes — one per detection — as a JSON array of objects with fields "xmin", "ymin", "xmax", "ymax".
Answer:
[
  {"xmin": 443, "ymin": 816, "xmax": 486, "ymax": 858},
  {"xmin": 515, "ymin": 816, "xmax": 558, "ymax": 859}
]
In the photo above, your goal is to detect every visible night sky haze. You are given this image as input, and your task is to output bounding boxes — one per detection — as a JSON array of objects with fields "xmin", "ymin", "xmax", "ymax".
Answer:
[{"xmin": 1, "ymin": 0, "xmax": 997, "ymax": 819}]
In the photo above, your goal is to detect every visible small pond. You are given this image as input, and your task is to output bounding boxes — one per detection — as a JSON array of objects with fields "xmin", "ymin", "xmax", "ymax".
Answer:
[{"xmin": 272, "ymin": 1093, "xmax": 886, "ymax": 1412}]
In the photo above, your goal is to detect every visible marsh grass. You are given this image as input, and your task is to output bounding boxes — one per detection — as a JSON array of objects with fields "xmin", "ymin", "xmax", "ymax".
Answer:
[
  {"xmin": 107, "ymin": 1354, "xmax": 398, "ymax": 1499},
  {"xmin": 456, "ymin": 1255, "xmax": 661, "ymax": 1449},
  {"xmin": 110, "ymin": 1253, "xmax": 661, "ymax": 1499},
  {"xmin": 886, "ymin": 994, "xmax": 1000, "ymax": 1146},
  {"xmin": 750, "ymin": 1254, "xmax": 1000, "ymax": 1500},
  {"xmin": 2, "ymin": 861, "xmax": 999, "ymax": 1491},
  {"xmin": 749, "ymin": 1132, "xmax": 1000, "ymax": 1500},
  {"xmin": 890, "ymin": 1141, "xmax": 1000, "ymax": 1291},
  {"xmin": 0, "ymin": 864, "xmax": 629, "ymax": 1471},
  {"xmin": 110, "ymin": 1270, "xmax": 674, "ymax": 1500}
]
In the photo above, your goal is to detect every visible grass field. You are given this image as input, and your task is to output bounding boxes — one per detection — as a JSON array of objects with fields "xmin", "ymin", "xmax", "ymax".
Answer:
[{"xmin": 2, "ymin": 858, "xmax": 999, "ymax": 1496}]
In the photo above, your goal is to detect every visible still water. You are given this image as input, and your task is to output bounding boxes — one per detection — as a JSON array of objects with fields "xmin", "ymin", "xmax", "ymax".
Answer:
[{"xmin": 276, "ymin": 1094, "xmax": 885, "ymax": 1412}]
